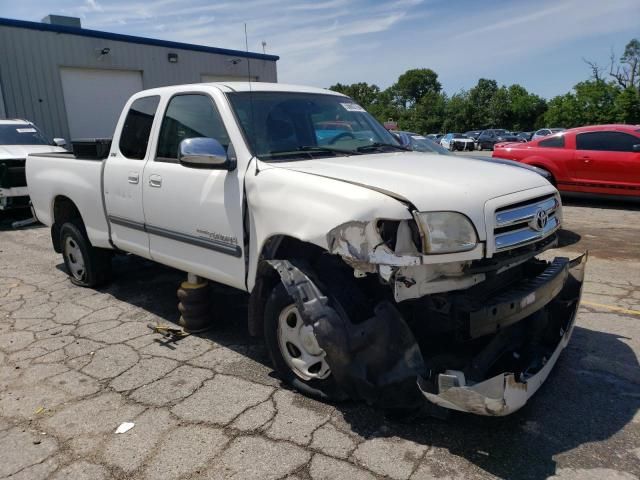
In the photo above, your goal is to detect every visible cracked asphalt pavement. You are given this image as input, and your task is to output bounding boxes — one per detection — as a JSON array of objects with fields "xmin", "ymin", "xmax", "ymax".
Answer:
[{"xmin": 1, "ymin": 197, "xmax": 639, "ymax": 480}]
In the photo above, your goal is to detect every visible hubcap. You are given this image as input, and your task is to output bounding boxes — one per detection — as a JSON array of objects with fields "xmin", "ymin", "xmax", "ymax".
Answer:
[
  {"xmin": 64, "ymin": 236, "xmax": 85, "ymax": 281},
  {"xmin": 277, "ymin": 304, "xmax": 331, "ymax": 381}
]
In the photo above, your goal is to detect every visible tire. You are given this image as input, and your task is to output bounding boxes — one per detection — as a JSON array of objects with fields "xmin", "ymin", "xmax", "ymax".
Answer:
[
  {"xmin": 264, "ymin": 282, "xmax": 346, "ymax": 401},
  {"xmin": 60, "ymin": 220, "xmax": 112, "ymax": 287}
]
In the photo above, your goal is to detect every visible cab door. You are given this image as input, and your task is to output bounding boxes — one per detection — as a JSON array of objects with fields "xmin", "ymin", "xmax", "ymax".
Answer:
[
  {"xmin": 103, "ymin": 95, "xmax": 160, "ymax": 258},
  {"xmin": 573, "ymin": 131, "xmax": 640, "ymax": 190},
  {"xmin": 141, "ymin": 92, "xmax": 246, "ymax": 290}
]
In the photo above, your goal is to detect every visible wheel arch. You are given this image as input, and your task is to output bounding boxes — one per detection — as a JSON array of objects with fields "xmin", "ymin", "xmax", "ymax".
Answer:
[
  {"xmin": 247, "ymin": 235, "xmax": 327, "ymax": 337},
  {"xmin": 51, "ymin": 195, "xmax": 84, "ymax": 253}
]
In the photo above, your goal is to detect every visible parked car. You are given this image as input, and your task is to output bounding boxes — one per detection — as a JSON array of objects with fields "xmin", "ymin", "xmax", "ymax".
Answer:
[
  {"xmin": 464, "ymin": 130, "xmax": 482, "ymax": 141},
  {"xmin": 26, "ymin": 82, "xmax": 585, "ymax": 416},
  {"xmin": 517, "ymin": 131, "xmax": 533, "ymax": 142},
  {"xmin": 476, "ymin": 129, "xmax": 521, "ymax": 151},
  {"xmin": 492, "ymin": 124, "xmax": 640, "ymax": 197},
  {"xmin": 392, "ymin": 131, "xmax": 554, "ymax": 183},
  {"xmin": 0, "ymin": 119, "xmax": 66, "ymax": 210},
  {"xmin": 440, "ymin": 133, "xmax": 475, "ymax": 151},
  {"xmin": 532, "ymin": 128, "xmax": 565, "ymax": 141}
]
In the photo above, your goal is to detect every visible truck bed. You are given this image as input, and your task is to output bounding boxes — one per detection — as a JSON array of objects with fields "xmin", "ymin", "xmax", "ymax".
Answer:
[{"xmin": 26, "ymin": 151, "xmax": 112, "ymax": 249}]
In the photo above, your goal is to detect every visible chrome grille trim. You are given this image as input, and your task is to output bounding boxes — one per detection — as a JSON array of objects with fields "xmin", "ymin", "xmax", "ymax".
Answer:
[
  {"xmin": 493, "ymin": 195, "xmax": 560, "ymax": 252},
  {"xmin": 495, "ymin": 197, "xmax": 558, "ymax": 228},
  {"xmin": 495, "ymin": 216, "xmax": 559, "ymax": 251}
]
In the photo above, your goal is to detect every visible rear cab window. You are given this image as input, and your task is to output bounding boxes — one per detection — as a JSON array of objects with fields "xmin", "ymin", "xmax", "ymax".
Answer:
[{"xmin": 119, "ymin": 96, "xmax": 160, "ymax": 160}]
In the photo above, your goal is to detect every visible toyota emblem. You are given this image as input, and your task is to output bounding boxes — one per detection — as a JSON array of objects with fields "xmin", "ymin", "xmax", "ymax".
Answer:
[{"xmin": 532, "ymin": 208, "xmax": 548, "ymax": 231}]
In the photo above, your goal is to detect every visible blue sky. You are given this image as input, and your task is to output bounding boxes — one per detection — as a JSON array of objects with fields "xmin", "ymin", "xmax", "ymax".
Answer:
[{"xmin": 2, "ymin": 0, "xmax": 638, "ymax": 99}]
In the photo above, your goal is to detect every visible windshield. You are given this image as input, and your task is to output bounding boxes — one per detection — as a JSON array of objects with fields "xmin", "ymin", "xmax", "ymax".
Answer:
[
  {"xmin": 0, "ymin": 124, "xmax": 51, "ymax": 145},
  {"xmin": 227, "ymin": 92, "xmax": 401, "ymax": 160}
]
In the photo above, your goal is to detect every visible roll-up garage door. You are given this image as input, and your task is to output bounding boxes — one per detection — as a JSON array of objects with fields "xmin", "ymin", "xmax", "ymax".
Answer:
[{"xmin": 60, "ymin": 68, "xmax": 143, "ymax": 139}]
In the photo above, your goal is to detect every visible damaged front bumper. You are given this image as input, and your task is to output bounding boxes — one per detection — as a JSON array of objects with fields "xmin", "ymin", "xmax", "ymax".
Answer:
[
  {"xmin": 268, "ymin": 253, "xmax": 587, "ymax": 416},
  {"xmin": 416, "ymin": 253, "xmax": 586, "ymax": 416}
]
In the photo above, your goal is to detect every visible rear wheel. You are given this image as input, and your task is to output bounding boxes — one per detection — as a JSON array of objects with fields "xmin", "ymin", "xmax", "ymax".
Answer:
[{"xmin": 60, "ymin": 220, "xmax": 112, "ymax": 287}]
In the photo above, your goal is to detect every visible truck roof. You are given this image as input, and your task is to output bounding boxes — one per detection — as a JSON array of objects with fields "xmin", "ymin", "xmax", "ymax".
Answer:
[{"xmin": 134, "ymin": 82, "xmax": 348, "ymax": 98}]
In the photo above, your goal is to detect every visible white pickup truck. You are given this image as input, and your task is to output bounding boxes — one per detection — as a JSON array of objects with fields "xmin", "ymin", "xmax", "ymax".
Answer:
[{"xmin": 27, "ymin": 82, "xmax": 586, "ymax": 416}]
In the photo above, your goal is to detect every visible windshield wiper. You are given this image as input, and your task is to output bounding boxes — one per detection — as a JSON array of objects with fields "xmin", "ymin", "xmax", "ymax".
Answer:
[
  {"xmin": 299, "ymin": 145, "xmax": 362, "ymax": 155},
  {"xmin": 355, "ymin": 142, "xmax": 411, "ymax": 152},
  {"xmin": 260, "ymin": 145, "xmax": 360, "ymax": 161}
]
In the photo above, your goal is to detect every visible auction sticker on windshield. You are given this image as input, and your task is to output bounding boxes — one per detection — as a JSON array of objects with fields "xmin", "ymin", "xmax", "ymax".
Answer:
[{"xmin": 341, "ymin": 103, "xmax": 366, "ymax": 112}]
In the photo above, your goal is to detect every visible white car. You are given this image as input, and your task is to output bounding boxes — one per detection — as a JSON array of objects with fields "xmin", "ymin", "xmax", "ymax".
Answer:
[
  {"xmin": 26, "ymin": 82, "xmax": 586, "ymax": 416},
  {"xmin": 440, "ymin": 133, "xmax": 475, "ymax": 151},
  {"xmin": 0, "ymin": 119, "xmax": 66, "ymax": 210},
  {"xmin": 531, "ymin": 128, "xmax": 565, "ymax": 141}
]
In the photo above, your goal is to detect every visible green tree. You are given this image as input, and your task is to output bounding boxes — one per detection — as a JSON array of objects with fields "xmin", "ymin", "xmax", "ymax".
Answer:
[
  {"xmin": 507, "ymin": 85, "xmax": 547, "ymax": 131},
  {"xmin": 328, "ymin": 82, "xmax": 381, "ymax": 108},
  {"xmin": 545, "ymin": 80, "xmax": 620, "ymax": 127},
  {"xmin": 392, "ymin": 68, "xmax": 442, "ymax": 108},
  {"xmin": 404, "ymin": 92, "xmax": 446, "ymax": 133},
  {"xmin": 468, "ymin": 78, "xmax": 498, "ymax": 128},
  {"xmin": 442, "ymin": 91, "xmax": 472, "ymax": 132},
  {"xmin": 544, "ymin": 93, "xmax": 581, "ymax": 127},
  {"xmin": 610, "ymin": 38, "xmax": 640, "ymax": 92},
  {"xmin": 614, "ymin": 87, "xmax": 640, "ymax": 123}
]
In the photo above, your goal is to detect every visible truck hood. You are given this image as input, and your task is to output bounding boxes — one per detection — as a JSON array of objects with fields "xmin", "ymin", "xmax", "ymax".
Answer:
[
  {"xmin": 0, "ymin": 145, "xmax": 66, "ymax": 159},
  {"xmin": 270, "ymin": 151, "xmax": 552, "ymax": 239}
]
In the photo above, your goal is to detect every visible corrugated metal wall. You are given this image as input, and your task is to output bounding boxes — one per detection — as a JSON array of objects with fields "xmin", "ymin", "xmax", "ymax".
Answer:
[{"xmin": 0, "ymin": 24, "xmax": 278, "ymax": 140}]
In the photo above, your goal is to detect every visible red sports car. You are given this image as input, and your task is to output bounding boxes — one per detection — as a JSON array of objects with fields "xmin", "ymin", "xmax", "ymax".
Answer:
[{"xmin": 492, "ymin": 124, "xmax": 640, "ymax": 197}]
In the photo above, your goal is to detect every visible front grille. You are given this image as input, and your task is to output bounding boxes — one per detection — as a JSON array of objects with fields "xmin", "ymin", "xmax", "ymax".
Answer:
[{"xmin": 493, "ymin": 195, "xmax": 560, "ymax": 253}]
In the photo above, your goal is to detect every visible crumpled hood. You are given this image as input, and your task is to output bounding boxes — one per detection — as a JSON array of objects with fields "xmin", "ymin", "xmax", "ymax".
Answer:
[
  {"xmin": 271, "ymin": 151, "xmax": 551, "ymax": 239},
  {"xmin": 0, "ymin": 145, "xmax": 65, "ymax": 159}
]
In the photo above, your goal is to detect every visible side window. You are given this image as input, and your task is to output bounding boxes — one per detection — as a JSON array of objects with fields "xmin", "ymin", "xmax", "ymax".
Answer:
[
  {"xmin": 576, "ymin": 131, "xmax": 639, "ymax": 152},
  {"xmin": 119, "ymin": 96, "xmax": 160, "ymax": 160},
  {"xmin": 539, "ymin": 135, "xmax": 565, "ymax": 148},
  {"xmin": 156, "ymin": 94, "xmax": 230, "ymax": 162}
]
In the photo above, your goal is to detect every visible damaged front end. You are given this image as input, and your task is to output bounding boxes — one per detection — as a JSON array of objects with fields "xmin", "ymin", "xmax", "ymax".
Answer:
[
  {"xmin": 268, "ymin": 253, "xmax": 586, "ymax": 415},
  {"xmin": 416, "ymin": 253, "xmax": 586, "ymax": 415}
]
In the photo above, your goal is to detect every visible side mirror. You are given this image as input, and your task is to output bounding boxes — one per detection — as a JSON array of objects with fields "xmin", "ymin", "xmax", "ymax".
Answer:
[
  {"xmin": 53, "ymin": 138, "xmax": 66, "ymax": 147},
  {"xmin": 178, "ymin": 137, "xmax": 235, "ymax": 170},
  {"xmin": 633, "ymin": 144, "xmax": 640, "ymax": 152}
]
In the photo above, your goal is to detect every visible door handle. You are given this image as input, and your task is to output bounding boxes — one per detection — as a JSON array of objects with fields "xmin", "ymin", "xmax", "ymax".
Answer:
[
  {"xmin": 127, "ymin": 172, "xmax": 139, "ymax": 184},
  {"xmin": 149, "ymin": 175, "xmax": 162, "ymax": 188}
]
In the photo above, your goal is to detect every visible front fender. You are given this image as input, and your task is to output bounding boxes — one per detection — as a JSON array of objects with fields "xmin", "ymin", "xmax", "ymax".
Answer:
[{"xmin": 245, "ymin": 166, "xmax": 412, "ymax": 291}]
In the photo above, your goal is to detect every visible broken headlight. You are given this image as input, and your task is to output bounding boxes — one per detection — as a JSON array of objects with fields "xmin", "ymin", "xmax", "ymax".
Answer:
[{"xmin": 413, "ymin": 211, "xmax": 477, "ymax": 254}]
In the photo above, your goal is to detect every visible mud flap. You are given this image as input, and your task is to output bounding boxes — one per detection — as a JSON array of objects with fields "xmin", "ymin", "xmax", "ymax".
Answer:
[
  {"xmin": 267, "ymin": 260, "xmax": 426, "ymax": 409},
  {"xmin": 417, "ymin": 253, "xmax": 588, "ymax": 416}
]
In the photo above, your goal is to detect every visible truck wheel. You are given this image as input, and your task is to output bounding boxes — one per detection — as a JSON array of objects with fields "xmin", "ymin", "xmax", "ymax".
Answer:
[
  {"xmin": 60, "ymin": 220, "xmax": 112, "ymax": 288},
  {"xmin": 264, "ymin": 282, "xmax": 345, "ymax": 401}
]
